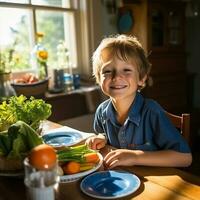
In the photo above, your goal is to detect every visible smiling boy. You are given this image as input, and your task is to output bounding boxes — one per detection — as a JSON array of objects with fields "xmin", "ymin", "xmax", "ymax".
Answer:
[{"xmin": 86, "ymin": 35, "xmax": 192, "ymax": 169}]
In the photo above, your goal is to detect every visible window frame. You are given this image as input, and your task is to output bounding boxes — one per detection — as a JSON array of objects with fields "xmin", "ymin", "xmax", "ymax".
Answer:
[
  {"xmin": 0, "ymin": 0, "xmax": 94, "ymax": 78},
  {"xmin": 0, "ymin": 1, "xmax": 79, "ymax": 72}
]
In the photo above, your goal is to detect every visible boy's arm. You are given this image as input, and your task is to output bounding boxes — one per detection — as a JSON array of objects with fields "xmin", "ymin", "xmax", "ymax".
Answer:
[
  {"xmin": 131, "ymin": 150, "xmax": 192, "ymax": 167},
  {"xmin": 104, "ymin": 149, "xmax": 192, "ymax": 168}
]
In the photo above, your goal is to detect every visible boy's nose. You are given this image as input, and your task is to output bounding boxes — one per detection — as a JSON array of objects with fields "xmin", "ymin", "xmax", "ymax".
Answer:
[{"xmin": 112, "ymin": 70, "xmax": 122, "ymax": 80}]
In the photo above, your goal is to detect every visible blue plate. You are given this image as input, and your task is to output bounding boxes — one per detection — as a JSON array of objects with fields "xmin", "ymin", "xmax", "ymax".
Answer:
[
  {"xmin": 42, "ymin": 131, "xmax": 83, "ymax": 147},
  {"xmin": 80, "ymin": 170, "xmax": 140, "ymax": 199}
]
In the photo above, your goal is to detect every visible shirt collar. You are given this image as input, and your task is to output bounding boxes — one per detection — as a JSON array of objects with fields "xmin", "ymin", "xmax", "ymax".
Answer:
[
  {"xmin": 102, "ymin": 100, "xmax": 116, "ymax": 124},
  {"xmin": 102, "ymin": 92, "xmax": 144, "ymax": 126}
]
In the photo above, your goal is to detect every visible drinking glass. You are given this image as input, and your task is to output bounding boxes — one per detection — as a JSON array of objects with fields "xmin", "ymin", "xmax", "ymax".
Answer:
[{"xmin": 24, "ymin": 157, "xmax": 59, "ymax": 200}]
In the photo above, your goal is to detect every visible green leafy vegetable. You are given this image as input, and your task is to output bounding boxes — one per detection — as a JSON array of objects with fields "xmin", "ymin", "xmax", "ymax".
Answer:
[
  {"xmin": 0, "ymin": 95, "xmax": 52, "ymax": 132},
  {"xmin": 57, "ymin": 144, "xmax": 96, "ymax": 163},
  {"xmin": 0, "ymin": 121, "xmax": 43, "ymax": 159}
]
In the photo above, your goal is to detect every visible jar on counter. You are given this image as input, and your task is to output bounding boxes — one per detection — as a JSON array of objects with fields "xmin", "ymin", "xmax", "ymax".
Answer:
[
  {"xmin": 73, "ymin": 74, "xmax": 81, "ymax": 89},
  {"xmin": 0, "ymin": 72, "xmax": 16, "ymax": 101},
  {"xmin": 64, "ymin": 73, "xmax": 74, "ymax": 92}
]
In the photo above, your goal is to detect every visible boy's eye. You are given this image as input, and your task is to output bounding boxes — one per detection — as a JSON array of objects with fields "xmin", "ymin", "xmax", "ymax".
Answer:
[
  {"xmin": 102, "ymin": 70, "xmax": 112, "ymax": 74},
  {"xmin": 124, "ymin": 68, "xmax": 132, "ymax": 72}
]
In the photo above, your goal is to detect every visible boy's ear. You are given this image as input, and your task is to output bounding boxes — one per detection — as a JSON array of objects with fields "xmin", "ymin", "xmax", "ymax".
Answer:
[{"xmin": 138, "ymin": 75, "xmax": 147, "ymax": 87}]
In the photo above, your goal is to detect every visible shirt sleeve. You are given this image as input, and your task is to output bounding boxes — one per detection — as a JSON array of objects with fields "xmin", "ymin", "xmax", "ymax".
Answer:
[
  {"xmin": 93, "ymin": 105, "xmax": 105, "ymax": 134},
  {"xmin": 152, "ymin": 109, "xmax": 191, "ymax": 153}
]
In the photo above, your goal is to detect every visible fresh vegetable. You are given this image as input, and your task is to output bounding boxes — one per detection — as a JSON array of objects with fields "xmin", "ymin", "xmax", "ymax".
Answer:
[
  {"xmin": 0, "ymin": 95, "xmax": 52, "ymax": 132},
  {"xmin": 29, "ymin": 144, "xmax": 57, "ymax": 170},
  {"xmin": 57, "ymin": 144, "xmax": 98, "ymax": 163},
  {"xmin": 79, "ymin": 162, "xmax": 96, "ymax": 171},
  {"xmin": 0, "ymin": 121, "xmax": 43, "ymax": 159},
  {"xmin": 57, "ymin": 144, "xmax": 100, "ymax": 175},
  {"xmin": 83, "ymin": 152, "xmax": 100, "ymax": 163},
  {"xmin": 62, "ymin": 161, "xmax": 80, "ymax": 174},
  {"xmin": 14, "ymin": 73, "xmax": 39, "ymax": 84},
  {"xmin": 62, "ymin": 161, "xmax": 96, "ymax": 175}
]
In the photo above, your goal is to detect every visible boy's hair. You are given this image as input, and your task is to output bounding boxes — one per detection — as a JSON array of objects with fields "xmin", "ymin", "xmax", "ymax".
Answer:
[{"xmin": 92, "ymin": 34, "xmax": 151, "ymax": 87}]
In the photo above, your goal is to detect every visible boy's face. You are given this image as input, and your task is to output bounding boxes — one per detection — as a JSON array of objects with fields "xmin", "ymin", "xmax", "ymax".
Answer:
[{"xmin": 99, "ymin": 50, "xmax": 146, "ymax": 102}]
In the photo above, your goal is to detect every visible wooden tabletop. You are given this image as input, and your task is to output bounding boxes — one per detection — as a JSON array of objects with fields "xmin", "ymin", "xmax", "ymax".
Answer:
[{"xmin": 0, "ymin": 121, "xmax": 199, "ymax": 200}]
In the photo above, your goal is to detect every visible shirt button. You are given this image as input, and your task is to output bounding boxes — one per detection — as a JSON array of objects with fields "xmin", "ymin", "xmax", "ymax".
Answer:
[{"xmin": 120, "ymin": 131, "xmax": 124, "ymax": 135}]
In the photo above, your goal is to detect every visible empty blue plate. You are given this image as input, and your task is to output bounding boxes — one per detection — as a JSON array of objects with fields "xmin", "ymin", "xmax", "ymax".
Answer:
[
  {"xmin": 80, "ymin": 170, "xmax": 140, "ymax": 199},
  {"xmin": 42, "ymin": 131, "xmax": 83, "ymax": 147}
]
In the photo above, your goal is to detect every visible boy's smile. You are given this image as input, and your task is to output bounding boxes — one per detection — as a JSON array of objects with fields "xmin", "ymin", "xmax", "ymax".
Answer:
[{"xmin": 109, "ymin": 84, "xmax": 127, "ymax": 89}]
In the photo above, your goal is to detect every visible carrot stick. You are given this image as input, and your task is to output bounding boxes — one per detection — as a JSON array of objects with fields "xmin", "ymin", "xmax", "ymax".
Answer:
[
  {"xmin": 62, "ymin": 161, "xmax": 80, "ymax": 174},
  {"xmin": 83, "ymin": 152, "xmax": 99, "ymax": 163},
  {"xmin": 62, "ymin": 161, "xmax": 96, "ymax": 174}
]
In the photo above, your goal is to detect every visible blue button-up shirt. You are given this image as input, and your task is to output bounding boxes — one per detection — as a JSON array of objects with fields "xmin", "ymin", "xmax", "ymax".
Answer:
[{"xmin": 93, "ymin": 92, "xmax": 191, "ymax": 153}]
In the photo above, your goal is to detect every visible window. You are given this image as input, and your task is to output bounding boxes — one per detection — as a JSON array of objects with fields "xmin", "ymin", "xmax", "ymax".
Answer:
[{"xmin": 0, "ymin": 0, "xmax": 82, "ymax": 76}]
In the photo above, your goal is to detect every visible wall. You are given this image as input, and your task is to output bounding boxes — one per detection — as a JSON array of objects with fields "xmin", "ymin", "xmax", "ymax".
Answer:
[
  {"xmin": 91, "ymin": 1, "xmax": 118, "ymax": 49},
  {"xmin": 186, "ymin": 4, "xmax": 200, "ymax": 109}
]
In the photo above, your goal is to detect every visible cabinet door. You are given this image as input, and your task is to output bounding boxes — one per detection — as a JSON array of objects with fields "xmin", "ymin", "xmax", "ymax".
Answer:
[
  {"xmin": 166, "ymin": 4, "xmax": 185, "ymax": 49},
  {"xmin": 148, "ymin": 3, "xmax": 166, "ymax": 50},
  {"xmin": 148, "ymin": 2, "xmax": 185, "ymax": 52}
]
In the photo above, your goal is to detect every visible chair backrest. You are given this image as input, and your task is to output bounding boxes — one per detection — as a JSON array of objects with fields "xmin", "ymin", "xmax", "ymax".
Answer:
[{"xmin": 165, "ymin": 111, "xmax": 190, "ymax": 144}]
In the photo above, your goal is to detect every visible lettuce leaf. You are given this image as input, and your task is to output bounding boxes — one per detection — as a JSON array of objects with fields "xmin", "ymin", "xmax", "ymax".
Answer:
[
  {"xmin": 0, "ymin": 95, "xmax": 52, "ymax": 132},
  {"xmin": 0, "ymin": 121, "xmax": 43, "ymax": 159}
]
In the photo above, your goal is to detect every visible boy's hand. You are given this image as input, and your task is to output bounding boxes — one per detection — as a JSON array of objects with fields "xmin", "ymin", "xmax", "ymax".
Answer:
[
  {"xmin": 85, "ymin": 134, "xmax": 107, "ymax": 150},
  {"xmin": 104, "ymin": 149, "xmax": 137, "ymax": 169}
]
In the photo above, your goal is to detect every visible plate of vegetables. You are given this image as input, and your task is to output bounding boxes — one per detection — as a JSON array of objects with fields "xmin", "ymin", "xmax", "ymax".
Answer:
[{"xmin": 56, "ymin": 144, "xmax": 103, "ymax": 183}]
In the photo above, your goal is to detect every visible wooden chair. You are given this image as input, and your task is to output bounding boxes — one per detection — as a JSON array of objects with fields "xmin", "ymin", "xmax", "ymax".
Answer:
[{"xmin": 165, "ymin": 111, "xmax": 190, "ymax": 144}]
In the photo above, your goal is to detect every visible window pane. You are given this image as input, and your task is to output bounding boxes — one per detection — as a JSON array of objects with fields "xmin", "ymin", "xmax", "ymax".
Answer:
[
  {"xmin": 0, "ymin": 2, "xmax": 78, "ymax": 74},
  {"xmin": 35, "ymin": 10, "xmax": 76, "ymax": 70},
  {"xmin": 32, "ymin": 0, "xmax": 71, "ymax": 8},
  {"xmin": 0, "ymin": 0, "xmax": 28, "ymax": 3},
  {"xmin": 0, "ymin": 7, "xmax": 32, "ymax": 71}
]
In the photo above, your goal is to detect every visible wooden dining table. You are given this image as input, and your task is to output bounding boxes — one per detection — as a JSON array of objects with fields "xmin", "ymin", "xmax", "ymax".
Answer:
[{"xmin": 0, "ymin": 120, "xmax": 200, "ymax": 200}]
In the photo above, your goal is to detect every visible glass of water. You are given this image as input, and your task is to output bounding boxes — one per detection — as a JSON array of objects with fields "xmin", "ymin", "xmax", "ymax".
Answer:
[{"xmin": 24, "ymin": 157, "xmax": 59, "ymax": 200}]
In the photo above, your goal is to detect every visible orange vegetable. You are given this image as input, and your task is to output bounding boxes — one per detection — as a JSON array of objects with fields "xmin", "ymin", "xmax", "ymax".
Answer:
[
  {"xmin": 62, "ymin": 161, "xmax": 80, "ymax": 174},
  {"xmin": 83, "ymin": 152, "xmax": 99, "ymax": 163},
  {"xmin": 29, "ymin": 144, "xmax": 57, "ymax": 170},
  {"xmin": 62, "ymin": 161, "xmax": 96, "ymax": 175}
]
